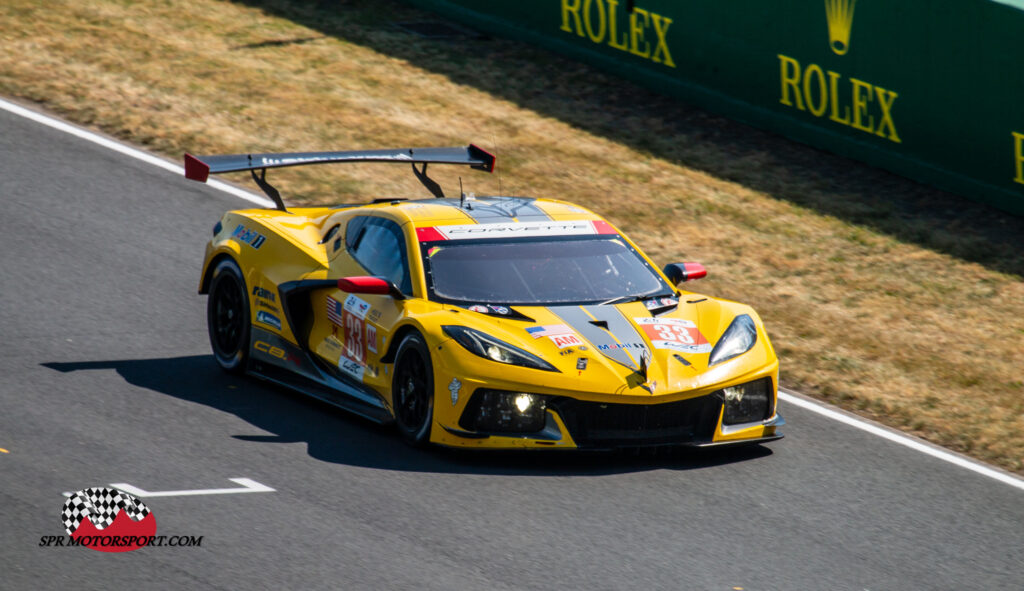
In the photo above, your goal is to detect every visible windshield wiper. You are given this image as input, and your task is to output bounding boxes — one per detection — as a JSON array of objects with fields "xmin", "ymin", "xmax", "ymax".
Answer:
[
  {"xmin": 597, "ymin": 292, "xmax": 675, "ymax": 307},
  {"xmin": 597, "ymin": 295, "xmax": 639, "ymax": 306}
]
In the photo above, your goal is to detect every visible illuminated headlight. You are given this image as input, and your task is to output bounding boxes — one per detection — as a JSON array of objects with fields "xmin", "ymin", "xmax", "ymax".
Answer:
[
  {"xmin": 721, "ymin": 377, "xmax": 773, "ymax": 425},
  {"xmin": 458, "ymin": 389, "xmax": 550, "ymax": 433},
  {"xmin": 708, "ymin": 314, "xmax": 757, "ymax": 366},
  {"xmin": 442, "ymin": 325, "xmax": 558, "ymax": 372}
]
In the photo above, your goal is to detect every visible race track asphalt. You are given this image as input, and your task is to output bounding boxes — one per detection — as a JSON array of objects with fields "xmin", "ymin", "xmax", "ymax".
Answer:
[{"xmin": 2, "ymin": 104, "xmax": 1021, "ymax": 590}]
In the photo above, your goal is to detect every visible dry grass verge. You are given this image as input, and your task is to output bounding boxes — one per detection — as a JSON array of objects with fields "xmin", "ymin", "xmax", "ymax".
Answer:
[{"xmin": 2, "ymin": 0, "xmax": 1021, "ymax": 471}]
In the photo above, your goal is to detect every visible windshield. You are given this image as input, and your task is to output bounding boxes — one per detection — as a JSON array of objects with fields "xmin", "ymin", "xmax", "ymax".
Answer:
[{"xmin": 422, "ymin": 236, "xmax": 671, "ymax": 305}]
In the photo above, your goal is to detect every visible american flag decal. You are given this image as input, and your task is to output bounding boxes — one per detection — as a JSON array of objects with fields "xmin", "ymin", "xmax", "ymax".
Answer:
[
  {"xmin": 327, "ymin": 296, "xmax": 344, "ymax": 327},
  {"xmin": 525, "ymin": 324, "xmax": 574, "ymax": 338}
]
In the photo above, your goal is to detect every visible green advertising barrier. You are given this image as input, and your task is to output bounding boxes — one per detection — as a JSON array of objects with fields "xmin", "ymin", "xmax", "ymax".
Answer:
[{"xmin": 404, "ymin": 0, "xmax": 1024, "ymax": 215}]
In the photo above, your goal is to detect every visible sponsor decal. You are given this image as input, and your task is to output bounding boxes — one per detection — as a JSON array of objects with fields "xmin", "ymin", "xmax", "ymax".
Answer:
[
  {"xmin": 559, "ymin": 0, "xmax": 676, "ymax": 69},
  {"xmin": 368, "ymin": 308, "xmax": 383, "ymax": 323},
  {"xmin": 338, "ymin": 355, "xmax": 364, "ymax": 381},
  {"xmin": 232, "ymin": 224, "xmax": 266, "ymax": 249},
  {"xmin": 366, "ymin": 324, "xmax": 378, "ymax": 354},
  {"xmin": 576, "ymin": 358, "xmax": 588, "ymax": 371},
  {"xmin": 559, "ymin": 348, "xmax": 576, "ymax": 356},
  {"xmin": 634, "ymin": 317, "xmax": 712, "ymax": 354},
  {"xmin": 775, "ymin": 3, "xmax": 900, "ymax": 144},
  {"xmin": 255, "ymin": 340, "xmax": 301, "ymax": 365},
  {"xmin": 526, "ymin": 324, "xmax": 585, "ymax": 349},
  {"xmin": 344, "ymin": 294, "xmax": 370, "ymax": 320},
  {"xmin": 256, "ymin": 310, "xmax": 281, "ymax": 330},
  {"xmin": 60, "ymin": 487, "xmax": 156, "ymax": 553},
  {"xmin": 448, "ymin": 378, "xmax": 461, "ymax": 405},
  {"xmin": 257, "ymin": 300, "xmax": 278, "ymax": 312},
  {"xmin": 468, "ymin": 305, "xmax": 490, "ymax": 314},
  {"xmin": 550, "ymin": 333, "xmax": 584, "ymax": 349},
  {"xmin": 825, "ymin": 0, "xmax": 856, "ymax": 55},
  {"xmin": 323, "ymin": 335, "xmax": 343, "ymax": 353},
  {"xmin": 488, "ymin": 305, "xmax": 510, "ymax": 315},
  {"xmin": 417, "ymin": 220, "xmax": 616, "ymax": 241},
  {"xmin": 337, "ymin": 294, "xmax": 371, "ymax": 363},
  {"xmin": 344, "ymin": 315, "xmax": 365, "ymax": 363},
  {"xmin": 596, "ymin": 341, "xmax": 645, "ymax": 351},
  {"xmin": 259, "ymin": 153, "xmax": 411, "ymax": 167},
  {"xmin": 645, "ymin": 297, "xmax": 678, "ymax": 310},
  {"xmin": 252, "ymin": 286, "xmax": 275, "ymax": 302},
  {"xmin": 777, "ymin": 54, "xmax": 900, "ymax": 143}
]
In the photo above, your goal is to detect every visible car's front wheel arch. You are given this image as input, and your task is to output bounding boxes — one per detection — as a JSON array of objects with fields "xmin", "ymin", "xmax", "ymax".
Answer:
[{"xmin": 391, "ymin": 331, "xmax": 435, "ymax": 446}]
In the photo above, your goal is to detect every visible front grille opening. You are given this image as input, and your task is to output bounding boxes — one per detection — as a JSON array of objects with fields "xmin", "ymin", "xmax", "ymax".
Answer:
[{"xmin": 549, "ymin": 395, "xmax": 722, "ymax": 448}]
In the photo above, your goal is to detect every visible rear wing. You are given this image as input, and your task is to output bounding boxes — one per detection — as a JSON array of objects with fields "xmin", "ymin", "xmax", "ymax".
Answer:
[{"xmin": 183, "ymin": 145, "xmax": 495, "ymax": 211}]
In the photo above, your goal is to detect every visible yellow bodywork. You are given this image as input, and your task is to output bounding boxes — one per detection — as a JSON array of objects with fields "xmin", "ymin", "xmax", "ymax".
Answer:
[{"xmin": 199, "ymin": 198, "xmax": 781, "ymax": 449}]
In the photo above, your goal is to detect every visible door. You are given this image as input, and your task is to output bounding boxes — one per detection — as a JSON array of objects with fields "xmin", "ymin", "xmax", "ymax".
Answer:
[{"xmin": 313, "ymin": 215, "xmax": 412, "ymax": 392}]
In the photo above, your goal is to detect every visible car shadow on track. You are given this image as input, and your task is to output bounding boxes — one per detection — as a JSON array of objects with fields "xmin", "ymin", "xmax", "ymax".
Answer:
[{"xmin": 42, "ymin": 355, "xmax": 773, "ymax": 476}]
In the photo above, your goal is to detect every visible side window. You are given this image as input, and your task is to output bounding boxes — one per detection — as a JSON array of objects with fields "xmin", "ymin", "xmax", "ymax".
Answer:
[
  {"xmin": 346, "ymin": 217, "xmax": 412, "ymax": 294},
  {"xmin": 345, "ymin": 216, "xmax": 369, "ymax": 251}
]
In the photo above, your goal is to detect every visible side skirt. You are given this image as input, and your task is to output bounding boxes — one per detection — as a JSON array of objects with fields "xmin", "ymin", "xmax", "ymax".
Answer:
[{"xmin": 248, "ymin": 327, "xmax": 393, "ymax": 424}]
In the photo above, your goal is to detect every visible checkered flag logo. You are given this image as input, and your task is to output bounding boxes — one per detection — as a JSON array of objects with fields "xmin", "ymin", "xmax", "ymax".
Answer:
[{"xmin": 62, "ymin": 487, "xmax": 151, "ymax": 536}]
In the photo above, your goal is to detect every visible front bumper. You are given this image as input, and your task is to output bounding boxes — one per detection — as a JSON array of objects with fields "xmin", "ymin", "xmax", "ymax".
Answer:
[
  {"xmin": 432, "ymin": 388, "xmax": 785, "ymax": 450},
  {"xmin": 429, "ymin": 336, "xmax": 783, "ymax": 450}
]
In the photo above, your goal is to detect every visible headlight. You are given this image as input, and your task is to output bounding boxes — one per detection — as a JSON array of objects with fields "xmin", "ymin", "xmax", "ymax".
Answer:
[
  {"xmin": 442, "ymin": 326, "xmax": 559, "ymax": 372},
  {"xmin": 720, "ymin": 377, "xmax": 773, "ymax": 425},
  {"xmin": 458, "ymin": 389, "xmax": 550, "ymax": 433},
  {"xmin": 708, "ymin": 314, "xmax": 757, "ymax": 366}
]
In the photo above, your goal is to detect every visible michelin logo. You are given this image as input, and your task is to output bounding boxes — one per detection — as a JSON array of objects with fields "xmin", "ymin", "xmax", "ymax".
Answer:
[{"xmin": 256, "ymin": 310, "xmax": 281, "ymax": 330}]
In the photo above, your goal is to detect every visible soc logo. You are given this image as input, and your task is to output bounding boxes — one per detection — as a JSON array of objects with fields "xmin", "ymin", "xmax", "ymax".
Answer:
[{"xmin": 62, "ymin": 487, "xmax": 157, "ymax": 552}]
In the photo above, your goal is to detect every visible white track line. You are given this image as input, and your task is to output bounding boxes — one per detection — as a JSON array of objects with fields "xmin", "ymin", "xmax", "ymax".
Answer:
[
  {"xmin": 3, "ymin": 96, "xmax": 1022, "ymax": 492},
  {"xmin": 0, "ymin": 98, "xmax": 274, "ymax": 208},
  {"xmin": 780, "ymin": 391, "xmax": 1024, "ymax": 491}
]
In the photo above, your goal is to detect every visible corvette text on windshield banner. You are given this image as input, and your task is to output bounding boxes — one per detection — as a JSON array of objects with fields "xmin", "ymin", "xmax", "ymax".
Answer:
[{"xmin": 415, "ymin": 220, "xmax": 616, "ymax": 241}]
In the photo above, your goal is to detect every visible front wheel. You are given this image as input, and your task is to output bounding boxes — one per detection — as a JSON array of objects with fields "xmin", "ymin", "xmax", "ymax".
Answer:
[
  {"xmin": 392, "ymin": 332, "xmax": 434, "ymax": 446},
  {"xmin": 207, "ymin": 258, "xmax": 250, "ymax": 374}
]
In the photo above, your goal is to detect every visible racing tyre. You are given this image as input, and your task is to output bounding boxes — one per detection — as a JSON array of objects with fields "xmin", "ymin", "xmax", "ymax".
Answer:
[
  {"xmin": 392, "ymin": 332, "xmax": 434, "ymax": 446},
  {"xmin": 207, "ymin": 258, "xmax": 250, "ymax": 374}
]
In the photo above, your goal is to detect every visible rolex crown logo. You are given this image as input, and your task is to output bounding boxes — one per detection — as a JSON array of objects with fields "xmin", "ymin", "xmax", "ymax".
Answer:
[{"xmin": 825, "ymin": 0, "xmax": 856, "ymax": 55}]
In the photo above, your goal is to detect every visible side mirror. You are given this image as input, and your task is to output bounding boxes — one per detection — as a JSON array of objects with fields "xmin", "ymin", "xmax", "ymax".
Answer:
[
  {"xmin": 663, "ymin": 262, "xmax": 707, "ymax": 285},
  {"xmin": 337, "ymin": 276, "xmax": 405, "ymax": 300}
]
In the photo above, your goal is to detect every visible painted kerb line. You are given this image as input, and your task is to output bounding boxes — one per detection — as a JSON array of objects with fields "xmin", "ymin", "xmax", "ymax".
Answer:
[
  {"xmin": 780, "ymin": 391, "xmax": 1024, "ymax": 492},
  {"xmin": 0, "ymin": 98, "xmax": 274, "ymax": 208}
]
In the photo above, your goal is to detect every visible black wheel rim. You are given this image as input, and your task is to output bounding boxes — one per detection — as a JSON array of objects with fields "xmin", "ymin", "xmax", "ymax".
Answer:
[
  {"xmin": 211, "ymin": 275, "xmax": 244, "ymax": 356},
  {"xmin": 395, "ymin": 349, "xmax": 429, "ymax": 431}
]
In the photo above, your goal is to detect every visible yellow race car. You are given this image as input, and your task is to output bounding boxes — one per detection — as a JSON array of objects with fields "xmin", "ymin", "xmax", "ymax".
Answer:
[{"xmin": 185, "ymin": 145, "xmax": 783, "ymax": 449}]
